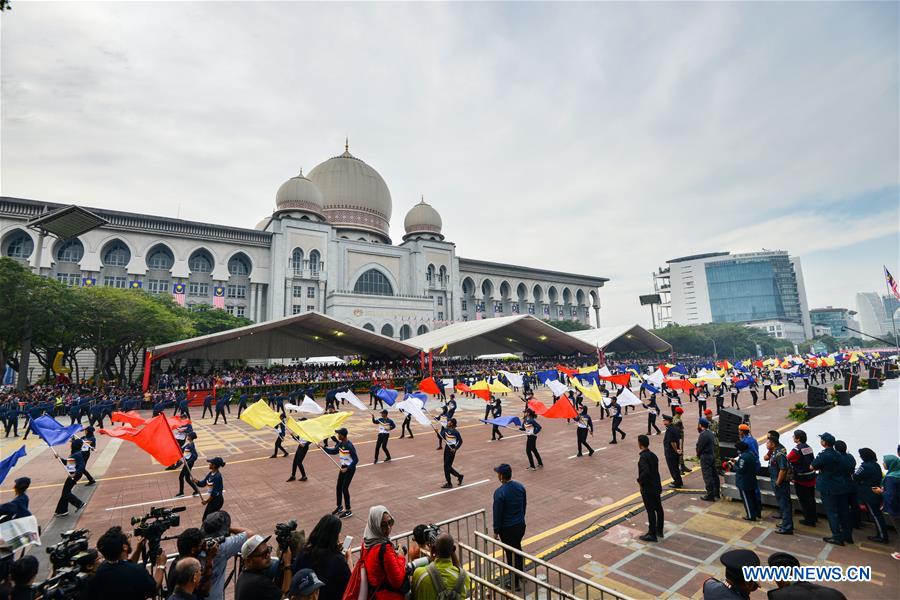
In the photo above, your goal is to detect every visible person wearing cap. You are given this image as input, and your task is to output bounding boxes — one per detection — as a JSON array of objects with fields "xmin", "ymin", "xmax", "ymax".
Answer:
[
  {"xmin": 786, "ymin": 429, "xmax": 817, "ymax": 526},
  {"xmin": 733, "ymin": 440, "xmax": 761, "ymax": 521},
  {"xmin": 575, "ymin": 404, "xmax": 595, "ymax": 457},
  {"xmin": 290, "ymin": 568, "xmax": 326, "ymax": 600},
  {"xmin": 764, "ymin": 431, "xmax": 793, "ymax": 534},
  {"xmin": 834, "ymin": 440, "xmax": 860, "ymax": 529},
  {"xmin": 812, "ymin": 432, "xmax": 853, "ymax": 545},
  {"xmin": 661, "ymin": 415, "xmax": 683, "ymax": 488},
  {"xmin": 202, "ymin": 510, "xmax": 253, "ymax": 600},
  {"xmin": 194, "ymin": 457, "xmax": 226, "ymax": 520},
  {"xmin": 80, "ymin": 425, "xmax": 97, "ymax": 486},
  {"xmin": 322, "ymin": 427, "xmax": 358, "ymax": 518},
  {"xmin": 492, "ymin": 463, "xmax": 526, "ymax": 590},
  {"xmin": 235, "ymin": 534, "xmax": 292, "ymax": 600},
  {"xmin": 738, "ymin": 423, "xmax": 759, "ymax": 461},
  {"xmin": 371, "ymin": 409, "xmax": 396, "ymax": 464},
  {"xmin": 410, "ymin": 532, "xmax": 470, "ymax": 600},
  {"xmin": 766, "ymin": 552, "xmax": 847, "ymax": 599},
  {"xmin": 636, "ymin": 434, "xmax": 664, "ymax": 542},
  {"xmin": 54, "ymin": 437, "xmax": 86, "ymax": 517},
  {"xmin": 701, "ymin": 548, "xmax": 759, "ymax": 599},
  {"xmin": 696, "ymin": 418, "xmax": 720, "ymax": 501},
  {"xmin": 0, "ymin": 477, "xmax": 31, "ymax": 520}
]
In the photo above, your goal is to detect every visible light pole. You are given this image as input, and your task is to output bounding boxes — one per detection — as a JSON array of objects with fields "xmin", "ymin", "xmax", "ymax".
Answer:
[{"xmin": 711, "ymin": 338, "xmax": 718, "ymax": 360}]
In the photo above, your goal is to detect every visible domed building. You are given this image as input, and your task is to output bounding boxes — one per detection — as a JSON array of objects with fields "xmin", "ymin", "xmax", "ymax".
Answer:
[{"xmin": 1, "ymin": 143, "xmax": 608, "ymax": 339}]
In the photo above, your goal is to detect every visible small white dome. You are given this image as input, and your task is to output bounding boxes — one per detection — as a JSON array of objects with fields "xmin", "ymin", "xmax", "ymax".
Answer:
[
  {"xmin": 275, "ymin": 170, "xmax": 326, "ymax": 218},
  {"xmin": 255, "ymin": 216, "xmax": 271, "ymax": 230},
  {"xmin": 403, "ymin": 197, "xmax": 444, "ymax": 241}
]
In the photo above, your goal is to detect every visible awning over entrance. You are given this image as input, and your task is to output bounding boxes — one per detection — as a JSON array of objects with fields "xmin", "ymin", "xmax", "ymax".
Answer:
[
  {"xmin": 568, "ymin": 324, "xmax": 672, "ymax": 353},
  {"xmin": 149, "ymin": 311, "xmax": 420, "ymax": 361},
  {"xmin": 404, "ymin": 315, "xmax": 597, "ymax": 357}
]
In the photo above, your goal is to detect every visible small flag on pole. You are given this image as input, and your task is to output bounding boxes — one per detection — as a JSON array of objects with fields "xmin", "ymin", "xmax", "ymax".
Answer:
[
  {"xmin": 173, "ymin": 283, "xmax": 186, "ymax": 306},
  {"xmin": 213, "ymin": 285, "xmax": 226, "ymax": 309},
  {"xmin": 885, "ymin": 266, "xmax": 900, "ymax": 301}
]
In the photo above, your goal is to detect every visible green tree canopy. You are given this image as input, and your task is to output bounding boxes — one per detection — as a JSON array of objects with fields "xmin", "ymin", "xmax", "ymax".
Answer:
[{"xmin": 651, "ymin": 322, "xmax": 795, "ymax": 359}]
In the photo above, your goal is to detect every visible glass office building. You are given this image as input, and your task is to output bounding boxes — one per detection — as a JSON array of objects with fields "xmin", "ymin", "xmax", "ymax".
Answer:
[
  {"xmin": 706, "ymin": 253, "xmax": 803, "ymax": 324},
  {"xmin": 810, "ymin": 307, "xmax": 858, "ymax": 340}
]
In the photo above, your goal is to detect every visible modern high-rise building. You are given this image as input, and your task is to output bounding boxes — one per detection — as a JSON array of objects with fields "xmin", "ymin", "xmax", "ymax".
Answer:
[
  {"xmin": 809, "ymin": 307, "xmax": 859, "ymax": 340},
  {"xmin": 855, "ymin": 292, "xmax": 900, "ymax": 341},
  {"xmin": 657, "ymin": 250, "xmax": 812, "ymax": 343}
]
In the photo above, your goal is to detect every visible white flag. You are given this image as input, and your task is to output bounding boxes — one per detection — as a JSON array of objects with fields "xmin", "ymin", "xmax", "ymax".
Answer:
[
  {"xmin": 336, "ymin": 390, "xmax": 367, "ymax": 411},
  {"xmin": 645, "ymin": 368, "xmax": 664, "ymax": 386},
  {"xmin": 499, "ymin": 370, "xmax": 524, "ymax": 388},
  {"xmin": 599, "ymin": 365, "xmax": 612, "ymax": 377},
  {"xmin": 0, "ymin": 515, "xmax": 41, "ymax": 553},
  {"xmin": 546, "ymin": 379, "xmax": 569, "ymax": 397},
  {"xmin": 286, "ymin": 396, "xmax": 324, "ymax": 414},
  {"xmin": 395, "ymin": 399, "xmax": 431, "ymax": 426},
  {"xmin": 616, "ymin": 387, "xmax": 642, "ymax": 407}
]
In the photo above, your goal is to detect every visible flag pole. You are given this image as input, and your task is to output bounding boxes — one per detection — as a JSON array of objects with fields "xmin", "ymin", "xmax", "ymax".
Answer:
[{"xmin": 886, "ymin": 266, "xmax": 900, "ymax": 352}]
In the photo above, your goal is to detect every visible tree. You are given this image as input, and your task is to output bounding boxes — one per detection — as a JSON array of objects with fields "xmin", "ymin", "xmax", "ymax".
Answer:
[
  {"xmin": 545, "ymin": 319, "xmax": 592, "ymax": 332},
  {"xmin": 652, "ymin": 322, "xmax": 796, "ymax": 359},
  {"xmin": 187, "ymin": 304, "xmax": 252, "ymax": 336}
]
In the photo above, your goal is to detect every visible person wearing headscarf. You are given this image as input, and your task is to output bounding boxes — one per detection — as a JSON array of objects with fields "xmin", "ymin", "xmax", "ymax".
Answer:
[
  {"xmin": 873, "ymin": 455, "xmax": 900, "ymax": 546},
  {"xmin": 361, "ymin": 506, "xmax": 407, "ymax": 600},
  {"xmin": 853, "ymin": 448, "xmax": 887, "ymax": 543}
]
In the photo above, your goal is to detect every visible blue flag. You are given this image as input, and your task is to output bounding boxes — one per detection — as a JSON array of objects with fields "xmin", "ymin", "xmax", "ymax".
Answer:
[
  {"xmin": 574, "ymin": 372, "xmax": 600, "ymax": 385},
  {"xmin": 670, "ymin": 363, "xmax": 688, "ymax": 375},
  {"xmin": 734, "ymin": 379, "xmax": 753, "ymax": 390},
  {"xmin": 405, "ymin": 392, "xmax": 428, "ymax": 404},
  {"xmin": 481, "ymin": 416, "xmax": 522, "ymax": 428},
  {"xmin": 376, "ymin": 388, "xmax": 399, "ymax": 407},
  {"xmin": 30, "ymin": 415, "xmax": 83, "ymax": 447},
  {"xmin": 2, "ymin": 365, "xmax": 13, "ymax": 386},
  {"xmin": 536, "ymin": 370, "xmax": 558, "ymax": 384},
  {"xmin": 0, "ymin": 446, "xmax": 26, "ymax": 486},
  {"xmin": 641, "ymin": 382, "xmax": 660, "ymax": 394}
]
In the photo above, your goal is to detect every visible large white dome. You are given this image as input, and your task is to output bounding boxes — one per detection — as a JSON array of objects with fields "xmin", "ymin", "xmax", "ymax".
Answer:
[
  {"xmin": 307, "ymin": 143, "xmax": 392, "ymax": 241},
  {"xmin": 275, "ymin": 170, "xmax": 325, "ymax": 219},
  {"xmin": 403, "ymin": 197, "xmax": 443, "ymax": 241}
]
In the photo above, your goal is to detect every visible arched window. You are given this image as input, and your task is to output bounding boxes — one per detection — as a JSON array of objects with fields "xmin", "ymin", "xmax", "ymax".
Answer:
[
  {"xmin": 147, "ymin": 246, "xmax": 174, "ymax": 270},
  {"xmin": 291, "ymin": 248, "xmax": 304, "ymax": 275},
  {"xmin": 228, "ymin": 254, "xmax": 251, "ymax": 276},
  {"xmin": 56, "ymin": 239, "xmax": 84, "ymax": 263},
  {"xmin": 417, "ymin": 325, "xmax": 429, "ymax": 335},
  {"xmin": 381, "ymin": 324, "xmax": 394, "ymax": 338},
  {"xmin": 102, "ymin": 241, "xmax": 130, "ymax": 267},
  {"xmin": 363, "ymin": 323, "xmax": 375, "ymax": 332},
  {"xmin": 4, "ymin": 232, "xmax": 33, "ymax": 259},
  {"xmin": 308, "ymin": 250, "xmax": 321, "ymax": 275},
  {"xmin": 189, "ymin": 250, "xmax": 213, "ymax": 273},
  {"xmin": 353, "ymin": 269, "xmax": 394, "ymax": 296},
  {"xmin": 426, "ymin": 264, "xmax": 435, "ymax": 284},
  {"xmin": 439, "ymin": 265, "xmax": 447, "ymax": 284},
  {"xmin": 399, "ymin": 324, "xmax": 412, "ymax": 340}
]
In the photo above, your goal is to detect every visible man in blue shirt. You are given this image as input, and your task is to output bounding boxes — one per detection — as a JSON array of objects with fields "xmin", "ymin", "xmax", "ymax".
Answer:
[
  {"xmin": 738, "ymin": 424, "xmax": 759, "ymax": 458},
  {"xmin": 0, "ymin": 477, "xmax": 31, "ymax": 520},
  {"xmin": 492, "ymin": 464, "xmax": 526, "ymax": 592}
]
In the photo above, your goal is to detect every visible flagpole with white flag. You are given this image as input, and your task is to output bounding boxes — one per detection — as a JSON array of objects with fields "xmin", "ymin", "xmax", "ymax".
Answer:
[{"xmin": 885, "ymin": 265, "xmax": 900, "ymax": 350}]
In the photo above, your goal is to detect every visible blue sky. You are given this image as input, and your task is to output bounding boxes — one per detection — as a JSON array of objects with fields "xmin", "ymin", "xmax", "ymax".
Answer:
[{"xmin": 2, "ymin": 2, "xmax": 897, "ymax": 327}]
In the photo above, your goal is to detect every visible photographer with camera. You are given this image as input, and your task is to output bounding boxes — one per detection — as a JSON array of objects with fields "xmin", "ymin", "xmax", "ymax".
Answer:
[
  {"xmin": 200, "ymin": 511, "xmax": 252, "ymax": 600},
  {"xmin": 234, "ymin": 534, "xmax": 291, "ymax": 600},
  {"xmin": 166, "ymin": 528, "xmax": 215, "ymax": 599},
  {"xmin": 292, "ymin": 515, "xmax": 351, "ymax": 600},
  {"xmin": 85, "ymin": 526, "xmax": 165, "ymax": 600}
]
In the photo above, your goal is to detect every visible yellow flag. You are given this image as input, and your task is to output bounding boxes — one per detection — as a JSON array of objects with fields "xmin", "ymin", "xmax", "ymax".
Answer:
[
  {"xmin": 771, "ymin": 384, "xmax": 786, "ymax": 392},
  {"xmin": 488, "ymin": 380, "xmax": 512, "ymax": 394},
  {"xmin": 470, "ymin": 380, "xmax": 490, "ymax": 391},
  {"xmin": 439, "ymin": 343, "xmax": 448, "ymax": 354},
  {"xmin": 570, "ymin": 377, "xmax": 604, "ymax": 403},
  {"xmin": 239, "ymin": 400, "xmax": 282, "ymax": 429},
  {"xmin": 288, "ymin": 411, "xmax": 352, "ymax": 443},
  {"xmin": 578, "ymin": 364, "xmax": 599, "ymax": 374}
]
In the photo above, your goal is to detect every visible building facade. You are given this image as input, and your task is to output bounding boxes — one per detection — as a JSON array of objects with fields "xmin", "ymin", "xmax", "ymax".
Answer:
[
  {"xmin": 662, "ymin": 250, "xmax": 812, "ymax": 342},
  {"xmin": 855, "ymin": 292, "xmax": 899, "ymax": 341},
  {"xmin": 809, "ymin": 307, "xmax": 859, "ymax": 340},
  {"xmin": 0, "ymin": 144, "xmax": 607, "ymax": 339}
]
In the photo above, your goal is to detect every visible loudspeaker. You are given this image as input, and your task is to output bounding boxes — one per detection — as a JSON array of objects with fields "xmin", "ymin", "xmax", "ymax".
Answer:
[
  {"xmin": 806, "ymin": 405, "xmax": 832, "ymax": 419},
  {"xmin": 718, "ymin": 407, "xmax": 749, "ymax": 443},
  {"xmin": 843, "ymin": 373, "xmax": 858, "ymax": 391},
  {"xmin": 807, "ymin": 386, "xmax": 829, "ymax": 407},
  {"xmin": 719, "ymin": 441, "xmax": 740, "ymax": 460},
  {"xmin": 836, "ymin": 390, "xmax": 851, "ymax": 406},
  {"xmin": 868, "ymin": 378, "xmax": 880, "ymax": 390}
]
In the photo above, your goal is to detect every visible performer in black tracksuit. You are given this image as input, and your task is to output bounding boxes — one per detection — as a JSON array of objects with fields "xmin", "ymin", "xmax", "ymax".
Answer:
[
  {"xmin": 490, "ymin": 397, "xmax": 504, "ymax": 441},
  {"xmin": 609, "ymin": 397, "xmax": 626, "ymax": 444},
  {"xmin": 270, "ymin": 414, "xmax": 289, "ymax": 458},
  {"xmin": 575, "ymin": 405, "xmax": 594, "ymax": 457},
  {"xmin": 662, "ymin": 415, "xmax": 684, "ymax": 488},
  {"xmin": 439, "ymin": 418, "xmax": 464, "ymax": 488},
  {"xmin": 521, "ymin": 410, "xmax": 543, "ymax": 470},
  {"xmin": 176, "ymin": 432, "xmax": 200, "ymax": 496},
  {"xmin": 201, "ymin": 394, "xmax": 213, "ymax": 419},
  {"xmin": 643, "ymin": 394, "xmax": 661, "ymax": 435},
  {"xmin": 399, "ymin": 407, "xmax": 414, "ymax": 439},
  {"xmin": 237, "ymin": 394, "xmax": 248, "ymax": 419},
  {"xmin": 322, "ymin": 428, "xmax": 358, "ymax": 519},
  {"xmin": 80, "ymin": 427, "xmax": 97, "ymax": 486},
  {"xmin": 372, "ymin": 410, "xmax": 395, "ymax": 463},
  {"xmin": 286, "ymin": 424, "xmax": 310, "ymax": 482}
]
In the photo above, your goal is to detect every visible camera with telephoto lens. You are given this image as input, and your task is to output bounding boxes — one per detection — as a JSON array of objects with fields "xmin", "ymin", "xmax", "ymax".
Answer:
[
  {"xmin": 203, "ymin": 535, "xmax": 227, "ymax": 551},
  {"xmin": 46, "ymin": 529, "xmax": 90, "ymax": 570},
  {"xmin": 274, "ymin": 520, "xmax": 297, "ymax": 552},
  {"xmin": 35, "ymin": 547, "xmax": 98, "ymax": 600},
  {"xmin": 414, "ymin": 523, "xmax": 441, "ymax": 547},
  {"xmin": 131, "ymin": 506, "xmax": 186, "ymax": 562}
]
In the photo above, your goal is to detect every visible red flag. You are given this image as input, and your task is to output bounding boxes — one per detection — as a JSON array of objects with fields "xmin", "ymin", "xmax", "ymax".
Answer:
[
  {"xmin": 454, "ymin": 383, "xmax": 472, "ymax": 393},
  {"xmin": 141, "ymin": 352, "xmax": 153, "ymax": 392},
  {"xmin": 168, "ymin": 416, "xmax": 192, "ymax": 429},
  {"xmin": 100, "ymin": 414, "xmax": 182, "ymax": 466},
  {"xmin": 659, "ymin": 364, "xmax": 671, "ymax": 376},
  {"xmin": 555, "ymin": 365, "xmax": 577, "ymax": 377},
  {"xmin": 527, "ymin": 399, "xmax": 549, "ymax": 415},
  {"xmin": 472, "ymin": 389, "xmax": 491, "ymax": 402},
  {"xmin": 419, "ymin": 377, "xmax": 441, "ymax": 395},
  {"xmin": 664, "ymin": 378, "xmax": 695, "ymax": 392},
  {"xmin": 541, "ymin": 396, "xmax": 577, "ymax": 419},
  {"xmin": 111, "ymin": 411, "xmax": 145, "ymax": 427},
  {"xmin": 600, "ymin": 373, "xmax": 631, "ymax": 387},
  {"xmin": 753, "ymin": 360, "xmax": 763, "ymax": 368}
]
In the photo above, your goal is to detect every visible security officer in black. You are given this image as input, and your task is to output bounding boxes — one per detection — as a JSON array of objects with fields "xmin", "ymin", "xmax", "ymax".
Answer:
[
  {"xmin": 662, "ymin": 415, "xmax": 683, "ymax": 488},
  {"xmin": 702, "ymin": 549, "xmax": 760, "ymax": 599},
  {"xmin": 575, "ymin": 404, "xmax": 594, "ymax": 457},
  {"xmin": 270, "ymin": 414, "xmax": 289, "ymax": 458},
  {"xmin": 372, "ymin": 409, "xmax": 395, "ymax": 463},
  {"xmin": 813, "ymin": 432, "xmax": 853, "ymax": 545},
  {"xmin": 696, "ymin": 418, "xmax": 720, "ymax": 500}
]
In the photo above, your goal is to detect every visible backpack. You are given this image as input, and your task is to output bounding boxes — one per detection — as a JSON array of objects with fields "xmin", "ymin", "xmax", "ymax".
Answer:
[
  {"xmin": 341, "ymin": 545, "xmax": 370, "ymax": 600},
  {"xmin": 423, "ymin": 563, "xmax": 467, "ymax": 600}
]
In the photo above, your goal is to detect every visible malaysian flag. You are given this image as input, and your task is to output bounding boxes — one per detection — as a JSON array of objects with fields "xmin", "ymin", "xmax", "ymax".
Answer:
[
  {"xmin": 213, "ymin": 285, "xmax": 225, "ymax": 309},
  {"xmin": 129, "ymin": 280, "xmax": 142, "ymax": 289},
  {"xmin": 82, "ymin": 277, "xmax": 96, "ymax": 287},
  {"xmin": 886, "ymin": 266, "xmax": 900, "ymax": 301},
  {"xmin": 173, "ymin": 283, "xmax": 186, "ymax": 306}
]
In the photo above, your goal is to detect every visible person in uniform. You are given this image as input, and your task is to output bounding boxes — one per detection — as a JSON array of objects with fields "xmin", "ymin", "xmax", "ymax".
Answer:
[
  {"xmin": 5, "ymin": 402, "xmax": 20, "ymax": 437},
  {"xmin": 236, "ymin": 394, "xmax": 248, "ymax": 419},
  {"xmin": 812, "ymin": 432, "xmax": 853, "ymax": 545},
  {"xmin": 696, "ymin": 418, "xmax": 720, "ymax": 501},
  {"xmin": 54, "ymin": 438, "xmax": 85, "ymax": 517},
  {"xmin": 733, "ymin": 440, "xmax": 761, "ymax": 521},
  {"xmin": 195, "ymin": 457, "xmax": 226, "ymax": 520},
  {"xmin": 608, "ymin": 396, "xmax": 626, "ymax": 444},
  {"xmin": 79, "ymin": 426, "xmax": 97, "ymax": 486},
  {"xmin": 643, "ymin": 393, "xmax": 661, "ymax": 435},
  {"xmin": 786, "ymin": 429, "xmax": 818, "ymax": 527},
  {"xmin": 439, "ymin": 418, "xmax": 464, "ymax": 488},
  {"xmin": 766, "ymin": 552, "xmax": 848, "ymax": 599},
  {"xmin": 636, "ymin": 434, "xmax": 664, "ymax": 542},
  {"xmin": 270, "ymin": 414, "xmax": 290, "ymax": 458},
  {"xmin": 372, "ymin": 409, "xmax": 395, "ymax": 463},
  {"xmin": 175, "ymin": 431, "xmax": 200, "ymax": 497},
  {"xmin": 520, "ymin": 409, "xmax": 543, "ymax": 471},
  {"xmin": 286, "ymin": 420, "xmax": 311, "ymax": 482},
  {"xmin": 661, "ymin": 415, "xmax": 683, "ymax": 488},
  {"xmin": 433, "ymin": 407, "xmax": 449, "ymax": 450},
  {"xmin": 0, "ymin": 477, "xmax": 31, "ymax": 520},
  {"xmin": 201, "ymin": 394, "xmax": 214, "ymax": 419},
  {"xmin": 489, "ymin": 397, "xmax": 504, "ymax": 441},
  {"xmin": 764, "ymin": 431, "xmax": 793, "ymax": 534},
  {"xmin": 738, "ymin": 424, "xmax": 759, "ymax": 458},
  {"xmin": 213, "ymin": 394, "xmax": 228, "ymax": 425},
  {"xmin": 701, "ymin": 549, "xmax": 760, "ymax": 599},
  {"xmin": 854, "ymin": 447, "xmax": 888, "ymax": 543},
  {"xmin": 575, "ymin": 405, "xmax": 594, "ymax": 457},
  {"xmin": 399, "ymin": 405, "xmax": 414, "ymax": 439},
  {"xmin": 445, "ymin": 395, "xmax": 457, "ymax": 420},
  {"xmin": 322, "ymin": 427, "xmax": 358, "ymax": 518}
]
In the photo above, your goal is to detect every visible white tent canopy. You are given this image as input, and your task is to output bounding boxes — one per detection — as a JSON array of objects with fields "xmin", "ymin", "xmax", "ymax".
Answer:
[
  {"xmin": 569, "ymin": 324, "xmax": 671, "ymax": 353},
  {"xmin": 405, "ymin": 315, "xmax": 597, "ymax": 356},
  {"xmin": 149, "ymin": 311, "xmax": 419, "ymax": 361}
]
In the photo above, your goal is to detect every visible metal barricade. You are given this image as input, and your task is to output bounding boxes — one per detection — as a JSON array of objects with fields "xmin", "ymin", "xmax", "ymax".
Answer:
[{"xmin": 350, "ymin": 508, "xmax": 489, "ymax": 560}]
